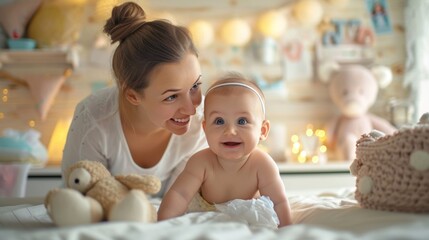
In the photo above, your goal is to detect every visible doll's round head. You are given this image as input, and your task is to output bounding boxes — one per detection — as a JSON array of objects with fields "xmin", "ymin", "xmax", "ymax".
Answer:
[
  {"xmin": 65, "ymin": 160, "xmax": 111, "ymax": 194},
  {"xmin": 329, "ymin": 65, "xmax": 378, "ymax": 117},
  {"xmin": 319, "ymin": 62, "xmax": 392, "ymax": 118}
]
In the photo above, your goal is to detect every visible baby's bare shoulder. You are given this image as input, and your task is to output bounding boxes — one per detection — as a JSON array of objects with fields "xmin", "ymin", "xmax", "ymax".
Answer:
[
  {"xmin": 250, "ymin": 149, "xmax": 276, "ymax": 163},
  {"xmin": 187, "ymin": 148, "xmax": 216, "ymax": 167},
  {"xmin": 249, "ymin": 149, "xmax": 278, "ymax": 171}
]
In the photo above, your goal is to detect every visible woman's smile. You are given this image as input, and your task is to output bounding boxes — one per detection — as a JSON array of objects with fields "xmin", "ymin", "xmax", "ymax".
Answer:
[{"xmin": 171, "ymin": 117, "xmax": 190, "ymax": 126}]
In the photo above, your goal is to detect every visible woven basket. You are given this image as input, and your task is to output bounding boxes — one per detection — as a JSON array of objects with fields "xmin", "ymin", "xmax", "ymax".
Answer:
[{"xmin": 350, "ymin": 113, "xmax": 429, "ymax": 213}]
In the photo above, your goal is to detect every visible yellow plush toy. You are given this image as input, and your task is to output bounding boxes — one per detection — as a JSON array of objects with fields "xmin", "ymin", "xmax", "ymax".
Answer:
[
  {"xmin": 27, "ymin": 0, "xmax": 86, "ymax": 48},
  {"xmin": 45, "ymin": 160, "xmax": 161, "ymax": 227}
]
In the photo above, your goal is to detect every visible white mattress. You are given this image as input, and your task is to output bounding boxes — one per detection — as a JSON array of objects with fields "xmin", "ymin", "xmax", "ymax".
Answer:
[{"xmin": 0, "ymin": 188, "xmax": 428, "ymax": 240}]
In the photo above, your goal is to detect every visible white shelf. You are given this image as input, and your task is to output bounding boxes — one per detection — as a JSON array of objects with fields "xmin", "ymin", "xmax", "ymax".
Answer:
[
  {"xmin": 27, "ymin": 165, "xmax": 62, "ymax": 197},
  {"xmin": 29, "ymin": 165, "xmax": 61, "ymax": 177},
  {"xmin": 28, "ymin": 163, "xmax": 352, "ymax": 177},
  {"xmin": 277, "ymin": 162, "xmax": 351, "ymax": 174},
  {"xmin": 0, "ymin": 49, "xmax": 77, "ymax": 70},
  {"xmin": 24, "ymin": 163, "xmax": 354, "ymax": 197},
  {"xmin": 279, "ymin": 162, "xmax": 356, "ymax": 196}
]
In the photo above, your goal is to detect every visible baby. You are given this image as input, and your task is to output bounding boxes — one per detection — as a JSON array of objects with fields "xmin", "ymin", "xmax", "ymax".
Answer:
[{"xmin": 158, "ymin": 73, "xmax": 292, "ymax": 227}]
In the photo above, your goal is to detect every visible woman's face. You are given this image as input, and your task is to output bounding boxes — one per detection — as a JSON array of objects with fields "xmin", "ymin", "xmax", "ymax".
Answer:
[
  {"xmin": 138, "ymin": 53, "xmax": 202, "ymax": 135},
  {"xmin": 203, "ymin": 89, "xmax": 269, "ymax": 161}
]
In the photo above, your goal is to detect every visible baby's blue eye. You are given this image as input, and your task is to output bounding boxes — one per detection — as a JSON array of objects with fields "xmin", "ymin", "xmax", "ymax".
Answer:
[
  {"xmin": 237, "ymin": 118, "xmax": 248, "ymax": 125},
  {"xmin": 214, "ymin": 117, "xmax": 225, "ymax": 125}
]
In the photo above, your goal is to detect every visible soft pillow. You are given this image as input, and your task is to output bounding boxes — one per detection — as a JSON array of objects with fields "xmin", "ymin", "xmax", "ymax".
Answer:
[{"xmin": 0, "ymin": 0, "xmax": 42, "ymax": 40}]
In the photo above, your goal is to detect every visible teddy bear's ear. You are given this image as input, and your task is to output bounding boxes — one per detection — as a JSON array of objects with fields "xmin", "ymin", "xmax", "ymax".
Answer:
[
  {"xmin": 371, "ymin": 66, "xmax": 392, "ymax": 89},
  {"xmin": 318, "ymin": 61, "xmax": 340, "ymax": 83}
]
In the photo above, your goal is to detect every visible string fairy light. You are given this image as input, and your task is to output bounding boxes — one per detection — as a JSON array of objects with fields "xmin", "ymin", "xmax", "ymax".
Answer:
[{"xmin": 290, "ymin": 124, "xmax": 327, "ymax": 164}]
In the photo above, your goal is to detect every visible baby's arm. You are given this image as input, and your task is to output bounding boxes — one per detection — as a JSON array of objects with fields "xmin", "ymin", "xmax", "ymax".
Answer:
[
  {"xmin": 257, "ymin": 151, "xmax": 292, "ymax": 227},
  {"xmin": 157, "ymin": 152, "xmax": 206, "ymax": 221}
]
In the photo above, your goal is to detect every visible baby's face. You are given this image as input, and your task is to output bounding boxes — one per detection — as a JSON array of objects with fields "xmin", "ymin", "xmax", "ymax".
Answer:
[{"xmin": 203, "ymin": 89, "xmax": 267, "ymax": 161}]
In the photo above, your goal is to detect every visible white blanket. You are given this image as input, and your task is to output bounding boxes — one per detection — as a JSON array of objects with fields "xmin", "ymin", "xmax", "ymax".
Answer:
[{"xmin": 1, "ymin": 188, "xmax": 428, "ymax": 240}]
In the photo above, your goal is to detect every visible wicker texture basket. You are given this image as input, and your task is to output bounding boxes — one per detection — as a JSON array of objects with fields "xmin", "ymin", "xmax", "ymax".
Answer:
[{"xmin": 350, "ymin": 113, "xmax": 429, "ymax": 213}]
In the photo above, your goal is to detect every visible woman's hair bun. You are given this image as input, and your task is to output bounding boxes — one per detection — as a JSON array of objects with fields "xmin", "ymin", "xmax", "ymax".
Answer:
[{"xmin": 103, "ymin": 2, "xmax": 147, "ymax": 44}]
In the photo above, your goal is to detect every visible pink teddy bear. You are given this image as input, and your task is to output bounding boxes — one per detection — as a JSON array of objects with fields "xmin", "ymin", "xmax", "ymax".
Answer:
[{"xmin": 319, "ymin": 61, "xmax": 397, "ymax": 161}]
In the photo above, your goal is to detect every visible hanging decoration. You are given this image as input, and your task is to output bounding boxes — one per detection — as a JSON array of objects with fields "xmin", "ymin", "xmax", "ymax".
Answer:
[
  {"xmin": 187, "ymin": 20, "xmax": 215, "ymax": 49},
  {"xmin": 256, "ymin": 10, "xmax": 288, "ymax": 39},
  {"xmin": 220, "ymin": 18, "xmax": 252, "ymax": 47},
  {"xmin": 0, "ymin": 69, "xmax": 72, "ymax": 121},
  {"xmin": 0, "ymin": 50, "xmax": 76, "ymax": 121},
  {"xmin": 283, "ymin": 41, "xmax": 303, "ymax": 61},
  {"xmin": 365, "ymin": 0, "xmax": 392, "ymax": 35},
  {"xmin": 251, "ymin": 37, "xmax": 279, "ymax": 65},
  {"xmin": 292, "ymin": 0, "xmax": 324, "ymax": 27},
  {"xmin": 25, "ymin": 70, "xmax": 72, "ymax": 120}
]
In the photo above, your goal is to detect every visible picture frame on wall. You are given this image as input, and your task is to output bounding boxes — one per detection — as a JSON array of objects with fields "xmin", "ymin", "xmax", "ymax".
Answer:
[{"xmin": 366, "ymin": 0, "xmax": 392, "ymax": 34}]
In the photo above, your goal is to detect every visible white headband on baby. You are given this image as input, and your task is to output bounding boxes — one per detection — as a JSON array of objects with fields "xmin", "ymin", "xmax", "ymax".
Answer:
[{"xmin": 205, "ymin": 82, "xmax": 265, "ymax": 116}]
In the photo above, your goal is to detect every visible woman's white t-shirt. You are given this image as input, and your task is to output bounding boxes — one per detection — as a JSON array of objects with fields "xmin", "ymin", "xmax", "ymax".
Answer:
[{"xmin": 61, "ymin": 87, "xmax": 208, "ymax": 196}]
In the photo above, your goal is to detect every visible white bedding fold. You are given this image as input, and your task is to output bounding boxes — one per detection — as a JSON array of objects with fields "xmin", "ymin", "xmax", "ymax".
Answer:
[{"xmin": 1, "ymin": 189, "xmax": 428, "ymax": 240}]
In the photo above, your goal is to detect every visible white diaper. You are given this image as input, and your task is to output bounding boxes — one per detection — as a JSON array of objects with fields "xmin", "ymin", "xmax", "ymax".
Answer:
[
  {"xmin": 214, "ymin": 196, "xmax": 279, "ymax": 229},
  {"xmin": 188, "ymin": 194, "xmax": 279, "ymax": 229}
]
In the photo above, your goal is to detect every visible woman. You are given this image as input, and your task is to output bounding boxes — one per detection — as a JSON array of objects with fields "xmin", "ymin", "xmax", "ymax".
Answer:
[{"xmin": 62, "ymin": 2, "xmax": 207, "ymax": 197}]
